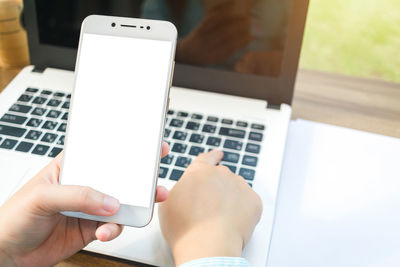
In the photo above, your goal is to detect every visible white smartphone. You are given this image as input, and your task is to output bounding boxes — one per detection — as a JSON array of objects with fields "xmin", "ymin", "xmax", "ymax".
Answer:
[{"xmin": 59, "ymin": 15, "xmax": 177, "ymax": 227}]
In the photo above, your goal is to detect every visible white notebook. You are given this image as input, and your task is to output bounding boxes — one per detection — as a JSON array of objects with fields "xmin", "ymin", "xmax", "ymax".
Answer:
[{"xmin": 268, "ymin": 119, "xmax": 400, "ymax": 267}]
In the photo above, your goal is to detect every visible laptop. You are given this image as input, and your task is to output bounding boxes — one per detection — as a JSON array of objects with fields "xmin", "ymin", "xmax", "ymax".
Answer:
[{"xmin": 0, "ymin": 0, "xmax": 309, "ymax": 266}]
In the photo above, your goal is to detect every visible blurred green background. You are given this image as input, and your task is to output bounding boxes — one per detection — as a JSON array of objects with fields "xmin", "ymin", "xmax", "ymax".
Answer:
[{"xmin": 300, "ymin": 0, "xmax": 400, "ymax": 83}]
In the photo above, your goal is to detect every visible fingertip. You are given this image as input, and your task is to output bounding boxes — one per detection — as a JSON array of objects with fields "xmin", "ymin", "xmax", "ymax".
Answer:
[
  {"xmin": 96, "ymin": 226, "xmax": 111, "ymax": 242},
  {"xmin": 161, "ymin": 142, "xmax": 170, "ymax": 158},
  {"xmin": 103, "ymin": 195, "xmax": 120, "ymax": 214},
  {"xmin": 96, "ymin": 223, "xmax": 123, "ymax": 242},
  {"xmin": 195, "ymin": 149, "xmax": 223, "ymax": 165},
  {"xmin": 155, "ymin": 186, "xmax": 169, "ymax": 202},
  {"xmin": 54, "ymin": 151, "xmax": 64, "ymax": 167},
  {"xmin": 212, "ymin": 149, "xmax": 223, "ymax": 158},
  {"xmin": 209, "ymin": 149, "xmax": 224, "ymax": 163}
]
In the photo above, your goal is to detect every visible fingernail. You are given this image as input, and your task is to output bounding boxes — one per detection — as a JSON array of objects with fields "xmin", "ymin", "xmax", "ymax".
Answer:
[
  {"xmin": 103, "ymin": 195, "xmax": 120, "ymax": 212},
  {"xmin": 102, "ymin": 228, "xmax": 111, "ymax": 241}
]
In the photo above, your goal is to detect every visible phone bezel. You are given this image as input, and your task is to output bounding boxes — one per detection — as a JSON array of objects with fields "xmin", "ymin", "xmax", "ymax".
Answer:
[{"xmin": 59, "ymin": 15, "xmax": 177, "ymax": 227}]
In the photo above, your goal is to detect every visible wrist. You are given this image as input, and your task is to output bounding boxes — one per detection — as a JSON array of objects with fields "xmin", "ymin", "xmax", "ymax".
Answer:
[{"xmin": 172, "ymin": 223, "xmax": 243, "ymax": 266}]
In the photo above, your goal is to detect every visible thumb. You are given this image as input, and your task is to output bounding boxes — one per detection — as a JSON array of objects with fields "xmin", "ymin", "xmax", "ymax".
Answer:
[
  {"xmin": 193, "ymin": 149, "xmax": 223, "ymax": 165},
  {"xmin": 35, "ymin": 184, "xmax": 120, "ymax": 216}
]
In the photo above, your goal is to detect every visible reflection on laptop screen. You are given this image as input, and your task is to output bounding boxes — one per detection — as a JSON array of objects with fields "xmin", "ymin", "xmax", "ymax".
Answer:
[{"xmin": 36, "ymin": 0, "xmax": 291, "ymax": 78}]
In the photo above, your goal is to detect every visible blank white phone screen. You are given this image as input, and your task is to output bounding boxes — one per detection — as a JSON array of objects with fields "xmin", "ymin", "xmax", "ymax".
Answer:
[{"xmin": 61, "ymin": 33, "xmax": 172, "ymax": 208}]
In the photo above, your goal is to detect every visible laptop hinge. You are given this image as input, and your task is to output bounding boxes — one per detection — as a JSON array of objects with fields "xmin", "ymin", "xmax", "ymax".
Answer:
[
  {"xmin": 31, "ymin": 66, "xmax": 46, "ymax": 73},
  {"xmin": 267, "ymin": 103, "xmax": 281, "ymax": 110}
]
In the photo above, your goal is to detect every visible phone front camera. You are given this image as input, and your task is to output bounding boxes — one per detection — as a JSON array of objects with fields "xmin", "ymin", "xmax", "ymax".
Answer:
[
  {"xmin": 111, "ymin": 22, "xmax": 116, "ymax": 27},
  {"xmin": 146, "ymin": 26, "xmax": 151, "ymax": 30}
]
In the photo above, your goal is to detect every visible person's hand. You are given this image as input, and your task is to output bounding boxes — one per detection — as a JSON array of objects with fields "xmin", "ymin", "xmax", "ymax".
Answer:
[
  {"xmin": 0, "ymin": 142, "xmax": 170, "ymax": 267},
  {"xmin": 176, "ymin": 0, "xmax": 256, "ymax": 65},
  {"xmin": 158, "ymin": 150, "xmax": 262, "ymax": 266}
]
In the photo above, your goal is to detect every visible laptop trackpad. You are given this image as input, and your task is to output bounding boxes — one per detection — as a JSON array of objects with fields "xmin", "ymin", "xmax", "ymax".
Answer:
[
  {"xmin": 0, "ymin": 155, "xmax": 32, "ymax": 205},
  {"xmin": 0, "ymin": 152, "xmax": 46, "ymax": 205}
]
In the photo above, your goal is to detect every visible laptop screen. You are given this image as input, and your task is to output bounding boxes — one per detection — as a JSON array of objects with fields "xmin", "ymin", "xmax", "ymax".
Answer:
[
  {"xmin": 35, "ymin": 0, "xmax": 290, "ymax": 78},
  {"xmin": 27, "ymin": 0, "xmax": 308, "ymax": 105}
]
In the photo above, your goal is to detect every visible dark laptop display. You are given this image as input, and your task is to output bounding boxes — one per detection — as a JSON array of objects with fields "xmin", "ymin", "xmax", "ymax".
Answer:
[{"xmin": 24, "ymin": 0, "xmax": 309, "ymax": 105}]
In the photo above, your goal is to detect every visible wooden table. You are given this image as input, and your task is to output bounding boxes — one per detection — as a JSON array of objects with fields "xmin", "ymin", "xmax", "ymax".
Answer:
[{"xmin": 1, "ymin": 67, "xmax": 400, "ymax": 266}]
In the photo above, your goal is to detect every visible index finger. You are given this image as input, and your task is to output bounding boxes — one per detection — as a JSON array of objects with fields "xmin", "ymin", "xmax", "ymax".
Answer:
[{"xmin": 193, "ymin": 149, "xmax": 224, "ymax": 165}]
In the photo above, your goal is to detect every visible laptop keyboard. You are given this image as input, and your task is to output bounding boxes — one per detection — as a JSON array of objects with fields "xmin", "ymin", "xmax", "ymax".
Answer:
[
  {"xmin": 0, "ymin": 87, "xmax": 266, "ymax": 186},
  {"xmin": 0, "ymin": 88, "xmax": 68, "ymax": 158}
]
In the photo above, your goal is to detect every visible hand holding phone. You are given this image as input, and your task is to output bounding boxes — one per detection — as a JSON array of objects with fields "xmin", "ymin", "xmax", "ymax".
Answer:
[{"xmin": 59, "ymin": 15, "xmax": 177, "ymax": 227}]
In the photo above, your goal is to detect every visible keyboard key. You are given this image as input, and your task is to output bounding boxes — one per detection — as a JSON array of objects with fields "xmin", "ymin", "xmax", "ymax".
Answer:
[
  {"xmin": 236, "ymin": 121, "xmax": 248, "ymax": 128},
  {"xmin": 18, "ymin": 94, "xmax": 33, "ymax": 102},
  {"xmin": 48, "ymin": 147, "xmax": 62, "ymax": 158},
  {"xmin": 170, "ymin": 169, "xmax": 184, "ymax": 181},
  {"xmin": 32, "ymin": 144, "xmax": 50, "ymax": 155},
  {"xmin": 0, "ymin": 124, "xmax": 27, "ymax": 137},
  {"xmin": 164, "ymin": 128, "xmax": 171, "ymax": 138},
  {"xmin": 57, "ymin": 123, "xmax": 67, "ymax": 132},
  {"xmin": 26, "ymin": 87, "xmax": 39, "ymax": 93},
  {"xmin": 170, "ymin": 119, "xmax": 184, "ymax": 128},
  {"xmin": 9, "ymin": 104, "xmax": 31, "ymax": 114},
  {"xmin": 207, "ymin": 116, "xmax": 218, "ymax": 122},
  {"xmin": 66, "ymin": 94, "xmax": 71, "ymax": 99},
  {"xmin": 46, "ymin": 110, "xmax": 61, "ymax": 118},
  {"xmin": 27, "ymin": 118, "xmax": 43, "ymax": 128},
  {"xmin": 41, "ymin": 90, "xmax": 52, "ymax": 95},
  {"xmin": 159, "ymin": 167, "xmax": 168, "ymax": 178},
  {"xmin": 26, "ymin": 119, "xmax": 42, "ymax": 130},
  {"xmin": 173, "ymin": 131, "xmax": 187, "ymax": 141},
  {"xmin": 189, "ymin": 133, "xmax": 204, "ymax": 144},
  {"xmin": 0, "ymin": 114, "xmax": 27, "ymax": 125},
  {"xmin": 62, "ymin": 101, "xmax": 70, "ymax": 109},
  {"xmin": 31, "ymin": 107, "xmax": 47, "ymax": 116},
  {"xmin": 242, "ymin": 155, "xmax": 258, "ymax": 167},
  {"xmin": 42, "ymin": 121, "xmax": 58, "ymax": 130},
  {"xmin": 191, "ymin": 113, "xmax": 203, "ymax": 120},
  {"xmin": 0, "ymin": 139, "xmax": 18, "ymax": 149},
  {"xmin": 223, "ymin": 164, "xmax": 237, "ymax": 173},
  {"xmin": 32, "ymin": 96, "xmax": 47, "ymax": 105},
  {"xmin": 207, "ymin": 137, "xmax": 221, "ymax": 146},
  {"xmin": 62, "ymin": 112, "xmax": 69, "ymax": 121},
  {"xmin": 175, "ymin": 156, "xmax": 192, "ymax": 168},
  {"xmin": 41, "ymin": 133, "xmax": 58, "ymax": 143},
  {"xmin": 245, "ymin": 143, "xmax": 260, "ymax": 154},
  {"xmin": 189, "ymin": 146, "xmax": 204, "ymax": 156},
  {"xmin": 54, "ymin": 92, "xmax": 65, "ymax": 97},
  {"xmin": 161, "ymin": 154, "xmax": 174, "ymax": 165},
  {"xmin": 57, "ymin": 135, "xmax": 65, "ymax": 146},
  {"xmin": 249, "ymin": 132, "xmax": 263, "ymax": 142},
  {"xmin": 239, "ymin": 168, "xmax": 255, "ymax": 181},
  {"xmin": 202, "ymin": 124, "xmax": 216, "ymax": 133},
  {"xmin": 186, "ymin": 121, "xmax": 200, "ymax": 130},
  {"xmin": 219, "ymin": 127, "xmax": 245, "ymax": 139},
  {"xmin": 47, "ymin": 99, "xmax": 61, "ymax": 107},
  {"xmin": 222, "ymin": 119, "xmax": 233, "ymax": 125},
  {"xmin": 172, "ymin": 143, "xmax": 187, "ymax": 153},
  {"xmin": 222, "ymin": 151, "xmax": 240, "ymax": 163},
  {"xmin": 15, "ymin": 141, "xmax": 34, "ymax": 152},
  {"xmin": 167, "ymin": 110, "xmax": 174, "ymax": 115},
  {"xmin": 251, "ymin": 123, "xmax": 265, "ymax": 130},
  {"xmin": 25, "ymin": 130, "xmax": 42, "ymax": 140},
  {"xmin": 224, "ymin": 139, "xmax": 243, "ymax": 151},
  {"xmin": 177, "ymin": 111, "xmax": 188, "ymax": 117}
]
